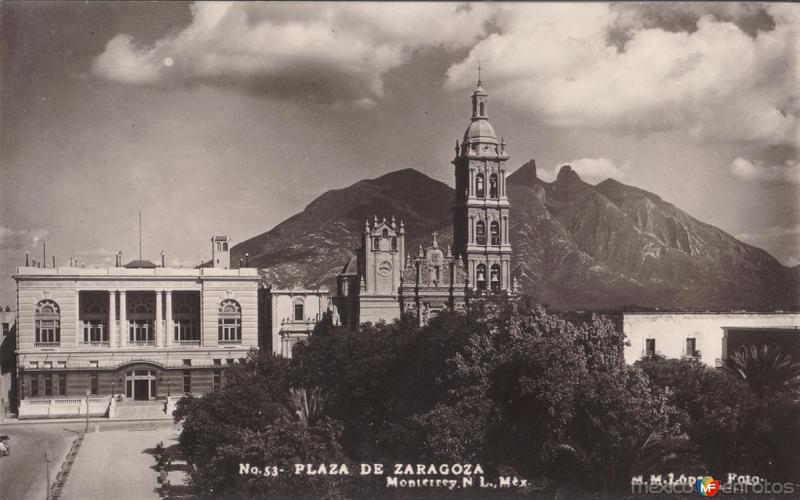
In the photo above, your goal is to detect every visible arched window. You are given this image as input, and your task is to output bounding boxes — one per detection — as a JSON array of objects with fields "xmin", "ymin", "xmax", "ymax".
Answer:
[
  {"xmin": 293, "ymin": 298, "xmax": 305, "ymax": 322},
  {"xmin": 475, "ymin": 173, "xmax": 485, "ymax": 198},
  {"xmin": 489, "ymin": 173, "xmax": 498, "ymax": 198},
  {"xmin": 391, "ymin": 237, "xmax": 397, "ymax": 251},
  {"xmin": 373, "ymin": 237, "xmax": 380, "ymax": 250},
  {"xmin": 490, "ymin": 264, "xmax": 501, "ymax": 291},
  {"xmin": 490, "ymin": 221, "xmax": 500, "ymax": 246},
  {"xmin": 35, "ymin": 300, "xmax": 60, "ymax": 346},
  {"xmin": 218, "ymin": 299, "xmax": 242, "ymax": 344},
  {"xmin": 216, "ymin": 242, "xmax": 222, "ymax": 251},
  {"xmin": 479, "ymin": 101, "xmax": 485, "ymax": 116},
  {"xmin": 475, "ymin": 220, "xmax": 486, "ymax": 245},
  {"xmin": 222, "ymin": 242, "xmax": 228, "ymax": 251},
  {"xmin": 476, "ymin": 264, "xmax": 487, "ymax": 290},
  {"xmin": 382, "ymin": 228, "xmax": 389, "ymax": 238}
]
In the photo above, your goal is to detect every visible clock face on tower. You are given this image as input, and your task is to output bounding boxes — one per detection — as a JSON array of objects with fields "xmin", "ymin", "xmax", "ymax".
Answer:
[{"xmin": 378, "ymin": 260, "xmax": 392, "ymax": 276}]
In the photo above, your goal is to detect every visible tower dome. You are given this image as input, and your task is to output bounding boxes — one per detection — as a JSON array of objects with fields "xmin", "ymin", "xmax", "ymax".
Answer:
[
  {"xmin": 461, "ymin": 77, "xmax": 499, "ymax": 149},
  {"xmin": 463, "ymin": 119, "xmax": 497, "ymax": 144}
]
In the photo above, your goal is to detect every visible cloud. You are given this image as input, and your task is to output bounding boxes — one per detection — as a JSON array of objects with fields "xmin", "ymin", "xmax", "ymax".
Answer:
[
  {"xmin": 445, "ymin": 3, "xmax": 800, "ymax": 150},
  {"xmin": 0, "ymin": 227, "xmax": 49, "ymax": 250},
  {"xmin": 731, "ymin": 157, "xmax": 800, "ymax": 185},
  {"xmin": 736, "ymin": 223, "xmax": 800, "ymax": 241},
  {"xmin": 541, "ymin": 158, "xmax": 630, "ymax": 184},
  {"xmin": 92, "ymin": 2, "xmax": 492, "ymax": 105}
]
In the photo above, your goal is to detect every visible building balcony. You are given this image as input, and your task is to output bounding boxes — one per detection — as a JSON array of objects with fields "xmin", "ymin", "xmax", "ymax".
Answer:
[
  {"xmin": 128, "ymin": 340, "xmax": 156, "ymax": 347},
  {"xmin": 80, "ymin": 341, "xmax": 110, "ymax": 348},
  {"xmin": 176, "ymin": 340, "xmax": 201, "ymax": 347},
  {"xmin": 218, "ymin": 339, "xmax": 242, "ymax": 346},
  {"xmin": 34, "ymin": 342, "xmax": 61, "ymax": 349}
]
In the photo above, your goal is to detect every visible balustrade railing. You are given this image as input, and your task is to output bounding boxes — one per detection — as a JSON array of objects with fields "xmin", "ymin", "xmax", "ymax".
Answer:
[
  {"xmin": 34, "ymin": 342, "xmax": 60, "ymax": 349},
  {"xmin": 80, "ymin": 341, "xmax": 110, "ymax": 348},
  {"xmin": 218, "ymin": 339, "xmax": 242, "ymax": 346}
]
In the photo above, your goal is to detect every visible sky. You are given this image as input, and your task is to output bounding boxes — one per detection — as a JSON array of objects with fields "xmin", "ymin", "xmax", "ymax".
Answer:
[{"xmin": 1, "ymin": 2, "xmax": 799, "ymax": 307}]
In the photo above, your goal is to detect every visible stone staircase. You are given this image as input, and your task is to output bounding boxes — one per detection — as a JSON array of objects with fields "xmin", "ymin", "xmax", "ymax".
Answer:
[{"xmin": 115, "ymin": 400, "xmax": 169, "ymax": 420}]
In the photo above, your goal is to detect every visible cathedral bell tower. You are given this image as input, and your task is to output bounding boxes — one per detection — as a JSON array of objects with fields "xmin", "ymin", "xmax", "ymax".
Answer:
[{"xmin": 452, "ymin": 77, "xmax": 512, "ymax": 292}]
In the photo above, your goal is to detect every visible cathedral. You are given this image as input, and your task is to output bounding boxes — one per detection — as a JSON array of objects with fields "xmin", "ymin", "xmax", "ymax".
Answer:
[{"xmin": 336, "ymin": 78, "xmax": 515, "ymax": 327}]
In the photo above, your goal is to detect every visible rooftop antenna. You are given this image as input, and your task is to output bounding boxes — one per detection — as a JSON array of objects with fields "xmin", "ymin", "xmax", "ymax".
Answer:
[{"xmin": 138, "ymin": 211, "xmax": 142, "ymax": 261}]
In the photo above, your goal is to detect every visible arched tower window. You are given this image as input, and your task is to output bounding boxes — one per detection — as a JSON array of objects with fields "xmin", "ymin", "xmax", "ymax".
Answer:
[
  {"xmin": 476, "ymin": 264, "xmax": 487, "ymax": 290},
  {"xmin": 216, "ymin": 242, "xmax": 222, "ymax": 251},
  {"xmin": 475, "ymin": 173, "xmax": 485, "ymax": 198},
  {"xmin": 489, "ymin": 173, "xmax": 498, "ymax": 198},
  {"xmin": 373, "ymin": 237, "xmax": 380, "ymax": 250},
  {"xmin": 490, "ymin": 221, "xmax": 500, "ymax": 245},
  {"xmin": 479, "ymin": 101, "xmax": 485, "ymax": 116},
  {"xmin": 222, "ymin": 242, "xmax": 228, "ymax": 251},
  {"xmin": 490, "ymin": 264, "xmax": 501, "ymax": 291},
  {"xmin": 391, "ymin": 237, "xmax": 397, "ymax": 251},
  {"xmin": 475, "ymin": 221, "xmax": 486, "ymax": 245},
  {"xmin": 35, "ymin": 300, "xmax": 60, "ymax": 346},
  {"xmin": 293, "ymin": 298, "xmax": 305, "ymax": 322},
  {"xmin": 218, "ymin": 299, "xmax": 242, "ymax": 343},
  {"xmin": 382, "ymin": 228, "xmax": 389, "ymax": 238}
]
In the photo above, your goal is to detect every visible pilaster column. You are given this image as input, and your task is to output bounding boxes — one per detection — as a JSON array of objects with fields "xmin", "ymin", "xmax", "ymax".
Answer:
[
  {"xmin": 469, "ymin": 216, "xmax": 474, "ymax": 243},
  {"xmin": 75, "ymin": 290, "xmax": 80, "ymax": 347},
  {"xmin": 469, "ymin": 169, "xmax": 475, "ymax": 196},
  {"xmin": 155, "ymin": 290, "xmax": 163, "ymax": 347},
  {"xmin": 119, "ymin": 291, "xmax": 127, "ymax": 347},
  {"xmin": 165, "ymin": 291, "xmax": 173, "ymax": 347},
  {"xmin": 108, "ymin": 291, "xmax": 116, "ymax": 348}
]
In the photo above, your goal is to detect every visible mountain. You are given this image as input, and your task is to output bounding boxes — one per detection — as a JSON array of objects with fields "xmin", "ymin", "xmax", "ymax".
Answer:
[
  {"xmin": 232, "ymin": 169, "xmax": 454, "ymax": 290},
  {"xmin": 233, "ymin": 163, "xmax": 799, "ymax": 310}
]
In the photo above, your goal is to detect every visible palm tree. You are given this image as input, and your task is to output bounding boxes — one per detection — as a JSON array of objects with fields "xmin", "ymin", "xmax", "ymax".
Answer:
[{"xmin": 722, "ymin": 343, "xmax": 800, "ymax": 397}]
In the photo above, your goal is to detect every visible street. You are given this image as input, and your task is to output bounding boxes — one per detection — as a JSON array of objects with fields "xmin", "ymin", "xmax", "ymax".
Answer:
[{"xmin": 0, "ymin": 420, "xmax": 174, "ymax": 500}]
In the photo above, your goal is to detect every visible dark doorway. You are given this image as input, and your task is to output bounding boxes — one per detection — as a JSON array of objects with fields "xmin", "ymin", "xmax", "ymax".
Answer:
[{"xmin": 134, "ymin": 380, "xmax": 149, "ymax": 400}]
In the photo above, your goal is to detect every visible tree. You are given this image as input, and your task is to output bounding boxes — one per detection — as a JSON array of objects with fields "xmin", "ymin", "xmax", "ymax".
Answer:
[
  {"xmin": 173, "ymin": 351, "xmax": 351, "ymax": 499},
  {"xmin": 722, "ymin": 343, "xmax": 800, "ymax": 398}
]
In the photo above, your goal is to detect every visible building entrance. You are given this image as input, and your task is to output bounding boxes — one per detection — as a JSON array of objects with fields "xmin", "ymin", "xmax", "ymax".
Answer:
[{"xmin": 125, "ymin": 369, "xmax": 157, "ymax": 400}]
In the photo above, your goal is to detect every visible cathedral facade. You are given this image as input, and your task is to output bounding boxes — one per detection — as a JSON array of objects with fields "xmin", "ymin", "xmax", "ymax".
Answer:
[{"xmin": 337, "ymin": 79, "xmax": 514, "ymax": 327}]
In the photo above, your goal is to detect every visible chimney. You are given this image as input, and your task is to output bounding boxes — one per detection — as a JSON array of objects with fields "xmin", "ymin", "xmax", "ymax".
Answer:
[
  {"xmin": 25, "ymin": 252, "xmax": 29, "ymax": 266},
  {"xmin": 244, "ymin": 253, "xmax": 249, "ymax": 267},
  {"xmin": 161, "ymin": 251, "xmax": 165, "ymax": 268}
]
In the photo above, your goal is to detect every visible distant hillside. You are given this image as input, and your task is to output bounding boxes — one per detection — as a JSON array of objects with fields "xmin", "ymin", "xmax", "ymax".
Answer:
[{"xmin": 233, "ymin": 163, "xmax": 799, "ymax": 310}]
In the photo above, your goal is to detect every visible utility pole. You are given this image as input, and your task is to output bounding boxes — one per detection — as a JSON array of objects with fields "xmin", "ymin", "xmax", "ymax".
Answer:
[
  {"xmin": 85, "ymin": 389, "xmax": 90, "ymax": 432},
  {"xmin": 45, "ymin": 451, "xmax": 52, "ymax": 500}
]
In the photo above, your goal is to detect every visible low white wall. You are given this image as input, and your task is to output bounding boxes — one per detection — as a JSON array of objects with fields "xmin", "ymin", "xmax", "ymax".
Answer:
[
  {"xmin": 623, "ymin": 313, "xmax": 800, "ymax": 366},
  {"xmin": 18, "ymin": 397, "xmax": 110, "ymax": 419}
]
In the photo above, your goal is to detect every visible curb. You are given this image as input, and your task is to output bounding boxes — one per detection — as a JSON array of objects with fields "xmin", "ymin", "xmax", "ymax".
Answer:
[{"xmin": 0, "ymin": 417, "xmax": 173, "ymax": 426}]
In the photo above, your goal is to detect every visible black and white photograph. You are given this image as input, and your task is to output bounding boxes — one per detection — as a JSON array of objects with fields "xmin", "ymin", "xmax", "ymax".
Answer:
[{"xmin": 1, "ymin": 2, "xmax": 799, "ymax": 499}]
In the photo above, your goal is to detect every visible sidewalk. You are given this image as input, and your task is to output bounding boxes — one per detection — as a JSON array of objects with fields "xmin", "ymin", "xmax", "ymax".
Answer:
[
  {"xmin": 0, "ymin": 416, "xmax": 172, "ymax": 426},
  {"xmin": 59, "ymin": 424, "xmax": 183, "ymax": 500}
]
